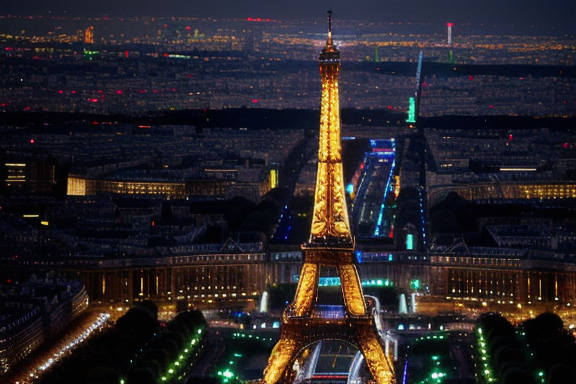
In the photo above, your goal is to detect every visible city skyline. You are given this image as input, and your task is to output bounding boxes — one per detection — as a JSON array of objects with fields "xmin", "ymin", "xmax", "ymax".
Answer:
[{"xmin": 2, "ymin": 0, "xmax": 575, "ymax": 36}]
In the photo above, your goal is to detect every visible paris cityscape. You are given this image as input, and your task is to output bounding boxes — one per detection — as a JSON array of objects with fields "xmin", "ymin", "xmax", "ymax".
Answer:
[{"xmin": 1, "ymin": 1, "xmax": 576, "ymax": 384}]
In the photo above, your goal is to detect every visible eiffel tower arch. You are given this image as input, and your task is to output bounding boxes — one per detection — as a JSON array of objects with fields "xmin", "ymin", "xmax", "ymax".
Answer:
[{"xmin": 260, "ymin": 12, "xmax": 396, "ymax": 384}]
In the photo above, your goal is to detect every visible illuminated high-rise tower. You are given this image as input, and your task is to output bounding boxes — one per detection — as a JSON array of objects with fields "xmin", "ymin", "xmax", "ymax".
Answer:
[
  {"xmin": 84, "ymin": 26, "xmax": 94, "ymax": 44},
  {"xmin": 447, "ymin": 23, "xmax": 454, "ymax": 45},
  {"xmin": 260, "ymin": 12, "xmax": 396, "ymax": 384}
]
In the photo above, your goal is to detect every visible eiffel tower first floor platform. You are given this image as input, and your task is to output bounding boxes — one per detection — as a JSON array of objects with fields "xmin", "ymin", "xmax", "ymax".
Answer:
[{"xmin": 262, "ymin": 314, "xmax": 396, "ymax": 384}]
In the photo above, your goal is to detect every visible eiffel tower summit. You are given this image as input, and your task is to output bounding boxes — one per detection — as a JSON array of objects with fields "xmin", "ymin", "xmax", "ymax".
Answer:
[{"xmin": 260, "ymin": 11, "xmax": 396, "ymax": 384}]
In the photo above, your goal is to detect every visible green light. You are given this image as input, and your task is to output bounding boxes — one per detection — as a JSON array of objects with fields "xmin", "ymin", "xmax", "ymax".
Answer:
[
  {"xmin": 407, "ymin": 97, "xmax": 416, "ymax": 123},
  {"xmin": 431, "ymin": 355, "xmax": 439, "ymax": 360},
  {"xmin": 406, "ymin": 234, "xmax": 414, "ymax": 250},
  {"xmin": 411, "ymin": 279, "xmax": 420, "ymax": 290},
  {"xmin": 222, "ymin": 369, "xmax": 234, "ymax": 379},
  {"xmin": 168, "ymin": 369, "xmax": 174, "ymax": 374}
]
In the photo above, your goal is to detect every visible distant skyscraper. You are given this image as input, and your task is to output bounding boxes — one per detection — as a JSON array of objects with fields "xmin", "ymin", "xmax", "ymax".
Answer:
[
  {"xmin": 84, "ymin": 26, "xmax": 94, "ymax": 44},
  {"xmin": 446, "ymin": 23, "xmax": 454, "ymax": 45}
]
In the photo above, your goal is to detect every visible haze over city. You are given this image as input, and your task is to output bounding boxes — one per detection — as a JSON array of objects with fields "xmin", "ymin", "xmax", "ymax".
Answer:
[{"xmin": 2, "ymin": 0, "xmax": 576, "ymax": 35}]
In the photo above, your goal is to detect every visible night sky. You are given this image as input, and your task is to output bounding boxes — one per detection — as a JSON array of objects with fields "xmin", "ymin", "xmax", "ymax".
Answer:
[{"xmin": 1, "ymin": 0, "xmax": 576, "ymax": 36}]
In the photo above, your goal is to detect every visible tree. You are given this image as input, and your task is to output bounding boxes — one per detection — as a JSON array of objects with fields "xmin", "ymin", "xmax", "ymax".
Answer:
[
  {"xmin": 501, "ymin": 366, "xmax": 535, "ymax": 384},
  {"xmin": 126, "ymin": 367, "xmax": 157, "ymax": 384},
  {"xmin": 85, "ymin": 366, "xmax": 120, "ymax": 384},
  {"xmin": 115, "ymin": 307, "xmax": 158, "ymax": 340},
  {"xmin": 549, "ymin": 364, "xmax": 576, "ymax": 384}
]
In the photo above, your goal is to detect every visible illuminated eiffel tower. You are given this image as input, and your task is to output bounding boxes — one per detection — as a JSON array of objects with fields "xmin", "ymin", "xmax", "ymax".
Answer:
[{"xmin": 261, "ymin": 12, "xmax": 396, "ymax": 384}]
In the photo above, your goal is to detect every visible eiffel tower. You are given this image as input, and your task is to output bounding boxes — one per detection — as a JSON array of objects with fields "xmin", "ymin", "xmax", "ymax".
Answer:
[{"xmin": 260, "ymin": 12, "xmax": 396, "ymax": 384}]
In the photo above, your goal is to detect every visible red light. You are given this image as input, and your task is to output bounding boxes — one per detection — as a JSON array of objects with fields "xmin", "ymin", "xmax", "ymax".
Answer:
[
  {"xmin": 116, "ymin": 90, "xmax": 122, "ymax": 95},
  {"xmin": 447, "ymin": 23, "xmax": 454, "ymax": 27},
  {"xmin": 252, "ymin": 99, "xmax": 259, "ymax": 103},
  {"xmin": 186, "ymin": 26, "xmax": 191, "ymax": 31},
  {"xmin": 256, "ymin": 18, "xmax": 262, "ymax": 21},
  {"xmin": 88, "ymin": 98, "xmax": 98, "ymax": 103},
  {"xmin": 71, "ymin": 90, "xmax": 76, "ymax": 94},
  {"xmin": 563, "ymin": 143, "xmax": 568, "ymax": 149},
  {"xmin": 509, "ymin": 134, "xmax": 513, "ymax": 141},
  {"xmin": 489, "ymin": 105, "xmax": 494, "ymax": 109},
  {"xmin": 30, "ymin": 139, "xmax": 34, "ymax": 143},
  {"xmin": 7, "ymin": 279, "xmax": 10, "ymax": 283},
  {"xmin": 266, "ymin": 19, "xmax": 271, "ymax": 22},
  {"xmin": 247, "ymin": 17, "xmax": 253, "ymax": 21},
  {"xmin": 125, "ymin": 50, "xmax": 129, "ymax": 58},
  {"xmin": 58, "ymin": 90, "xmax": 63, "ymax": 94},
  {"xmin": 93, "ymin": 121, "xmax": 99, "ymax": 125},
  {"xmin": 387, "ymin": 105, "xmax": 393, "ymax": 110},
  {"xmin": 469, "ymin": 75, "xmax": 474, "ymax": 80}
]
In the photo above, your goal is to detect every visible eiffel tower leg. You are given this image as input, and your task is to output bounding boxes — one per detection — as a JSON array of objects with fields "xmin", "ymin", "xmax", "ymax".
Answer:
[
  {"xmin": 292, "ymin": 263, "xmax": 319, "ymax": 316},
  {"xmin": 262, "ymin": 331, "xmax": 300, "ymax": 384},
  {"xmin": 338, "ymin": 264, "xmax": 367, "ymax": 316},
  {"xmin": 355, "ymin": 328, "xmax": 396, "ymax": 384}
]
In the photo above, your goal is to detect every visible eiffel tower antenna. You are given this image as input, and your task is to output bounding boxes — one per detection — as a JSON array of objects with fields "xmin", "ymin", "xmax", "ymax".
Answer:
[{"xmin": 328, "ymin": 10, "xmax": 332, "ymax": 41}]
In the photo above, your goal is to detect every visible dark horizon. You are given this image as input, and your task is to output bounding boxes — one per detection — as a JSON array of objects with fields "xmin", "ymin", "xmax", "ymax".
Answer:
[{"xmin": 2, "ymin": 0, "xmax": 575, "ymax": 36}]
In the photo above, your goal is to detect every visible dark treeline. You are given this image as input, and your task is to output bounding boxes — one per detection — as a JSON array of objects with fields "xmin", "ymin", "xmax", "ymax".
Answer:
[
  {"xmin": 421, "ymin": 115, "xmax": 576, "ymax": 132},
  {"xmin": 38, "ymin": 301, "xmax": 207, "ymax": 384},
  {"xmin": 421, "ymin": 62, "xmax": 576, "ymax": 79},
  {"xmin": 475, "ymin": 312, "xmax": 576, "ymax": 384},
  {"xmin": 3, "ymin": 109, "xmax": 575, "ymax": 133},
  {"xmin": 0, "ymin": 108, "xmax": 403, "ymax": 131}
]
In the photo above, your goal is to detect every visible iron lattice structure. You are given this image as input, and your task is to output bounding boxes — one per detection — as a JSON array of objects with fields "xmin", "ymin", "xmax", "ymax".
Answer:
[{"xmin": 261, "ymin": 12, "xmax": 396, "ymax": 384}]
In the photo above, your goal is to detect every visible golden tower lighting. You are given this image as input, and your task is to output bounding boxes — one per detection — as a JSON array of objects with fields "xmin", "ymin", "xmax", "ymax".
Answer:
[{"xmin": 260, "ymin": 12, "xmax": 396, "ymax": 384}]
